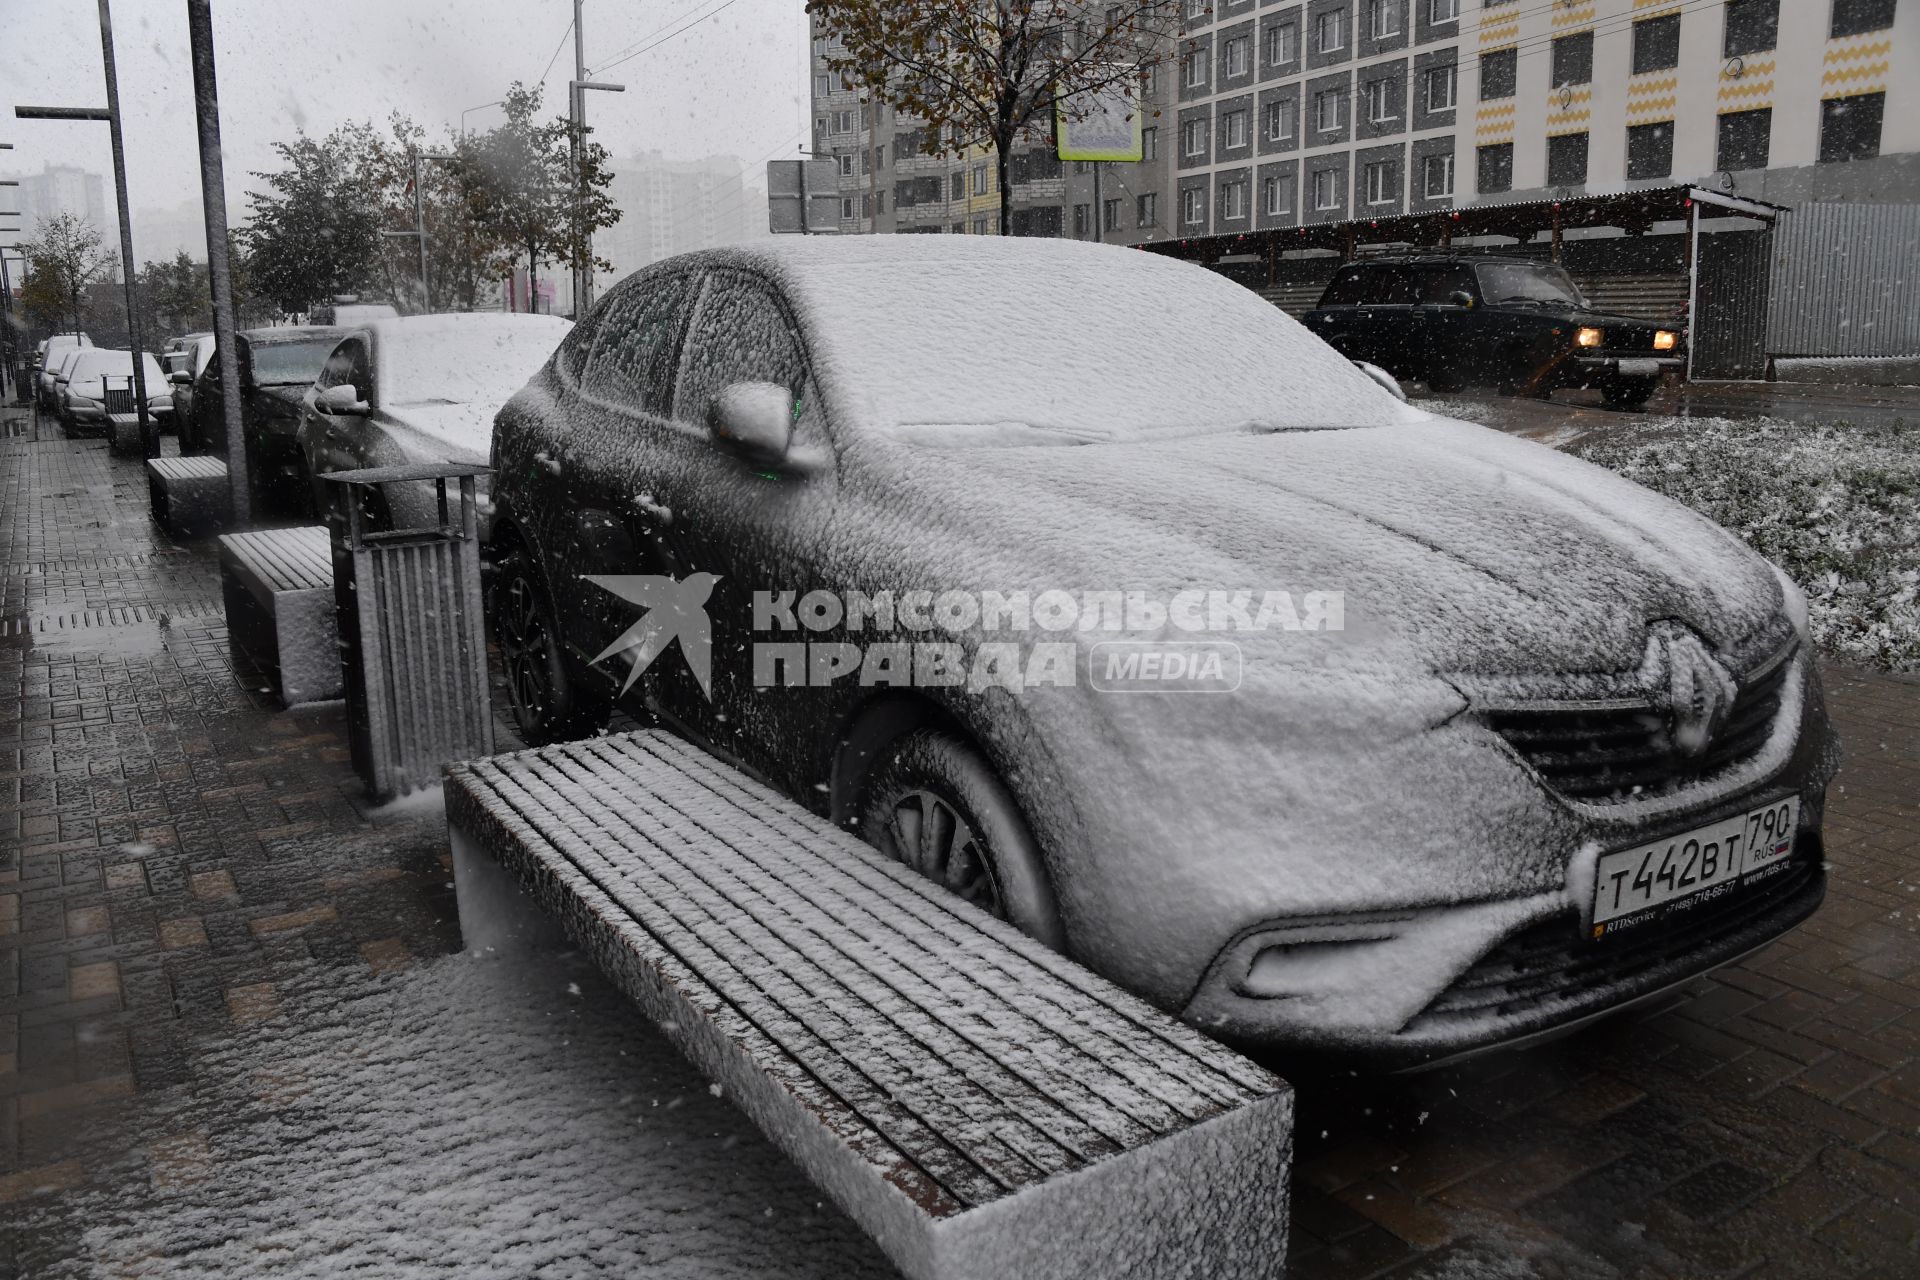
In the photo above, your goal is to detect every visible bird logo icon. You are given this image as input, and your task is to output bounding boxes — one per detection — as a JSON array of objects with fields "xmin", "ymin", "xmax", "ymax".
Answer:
[{"xmin": 582, "ymin": 573, "xmax": 718, "ymax": 699}]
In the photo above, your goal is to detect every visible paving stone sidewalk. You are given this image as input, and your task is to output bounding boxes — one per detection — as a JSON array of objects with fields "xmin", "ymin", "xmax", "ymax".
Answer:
[{"xmin": 2, "ymin": 409, "xmax": 1915, "ymax": 1277}]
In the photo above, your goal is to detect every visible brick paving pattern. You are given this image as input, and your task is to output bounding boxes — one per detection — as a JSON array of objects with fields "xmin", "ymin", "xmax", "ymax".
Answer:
[{"xmin": 2, "ymin": 404, "xmax": 1916, "ymax": 1276}]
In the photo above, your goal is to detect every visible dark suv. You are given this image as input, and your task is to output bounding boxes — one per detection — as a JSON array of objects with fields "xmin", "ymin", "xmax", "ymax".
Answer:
[{"xmin": 1302, "ymin": 255, "xmax": 1683, "ymax": 408}]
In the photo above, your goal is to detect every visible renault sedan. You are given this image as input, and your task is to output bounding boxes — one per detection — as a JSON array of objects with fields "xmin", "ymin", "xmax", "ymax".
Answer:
[{"xmin": 484, "ymin": 237, "xmax": 1835, "ymax": 1064}]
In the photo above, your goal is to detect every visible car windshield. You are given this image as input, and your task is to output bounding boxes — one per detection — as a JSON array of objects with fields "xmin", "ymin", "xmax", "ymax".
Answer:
[
  {"xmin": 376, "ymin": 318, "xmax": 571, "ymax": 407},
  {"xmin": 786, "ymin": 245, "xmax": 1412, "ymax": 445},
  {"xmin": 65, "ymin": 351, "xmax": 165, "ymax": 390},
  {"xmin": 249, "ymin": 339, "xmax": 339, "ymax": 386},
  {"xmin": 1475, "ymin": 261, "xmax": 1587, "ymax": 307}
]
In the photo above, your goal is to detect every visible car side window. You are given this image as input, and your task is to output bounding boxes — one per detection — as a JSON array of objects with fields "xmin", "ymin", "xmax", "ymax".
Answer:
[
  {"xmin": 673, "ymin": 271, "xmax": 821, "ymax": 444},
  {"xmin": 582, "ymin": 270, "xmax": 696, "ymax": 416},
  {"xmin": 1320, "ymin": 267, "xmax": 1367, "ymax": 307},
  {"xmin": 316, "ymin": 340, "xmax": 370, "ymax": 399},
  {"xmin": 1416, "ymin": 265, "xmax": 1476, "ymax": 305},
  {"xmin": 1359, "ymin": 266, "xmax": 1417, "ymax": 306}
]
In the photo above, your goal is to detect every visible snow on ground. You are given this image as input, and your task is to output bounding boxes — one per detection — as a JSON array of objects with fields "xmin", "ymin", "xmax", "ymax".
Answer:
[
  {"xmin": 1573, "ymin": 414, "xmax": 1920, "ymax": 672},
  {"xmin": 19, "ymin": 951, "xmax": 896, "ymax": 1279}
]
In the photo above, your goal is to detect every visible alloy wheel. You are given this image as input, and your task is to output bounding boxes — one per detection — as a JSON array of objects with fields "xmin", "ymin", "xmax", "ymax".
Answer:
[
  {"xmin": 497, "ymin": 572, "xmax": 555, "ymax": 728},
  {"xmin": 881, "ymin": 788, "xmax": 1003, "ymax": 917}
]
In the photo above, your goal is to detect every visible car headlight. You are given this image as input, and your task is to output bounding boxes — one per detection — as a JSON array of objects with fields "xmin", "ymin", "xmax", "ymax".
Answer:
[
  {"xmin": 1653, "ymin": 330, "xmax": 1678, "ymax": 351},
  {"xmin": 1575, "ymin": 327, "xmax": 1604, "ymax": 348}
]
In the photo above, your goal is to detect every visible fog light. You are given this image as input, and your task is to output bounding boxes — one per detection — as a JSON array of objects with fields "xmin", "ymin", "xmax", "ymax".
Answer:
[
  {"xmin": 1575, "ymin": 327, "xmax": 1604, "ymax": 348},
  {"xmin": 1654, "ymin": 330, "xmax": 1678, "ymax": 350}
]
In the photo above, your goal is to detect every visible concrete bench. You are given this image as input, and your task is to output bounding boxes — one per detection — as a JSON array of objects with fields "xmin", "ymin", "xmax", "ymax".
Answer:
[
  {"xmin": 146, "ymin": 456, "xmax": 231, "ymax": 539},
  {"xmin": 217, "ymin": 526, "xmax": 339, "ymax": 706},
  {"xmin": 446, "ymin": 731, "xmax": 1294, "ymax": 1280}
]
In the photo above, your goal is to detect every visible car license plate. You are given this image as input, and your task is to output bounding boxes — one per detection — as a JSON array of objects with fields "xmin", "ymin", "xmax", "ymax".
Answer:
[
  {"xmin": 1590, "ymin": 796, "xmax": 1800, "ymax": 939},
  {"xmin": 1618, "ymin": 358, "xmax": 1661, "ymax": 377}
]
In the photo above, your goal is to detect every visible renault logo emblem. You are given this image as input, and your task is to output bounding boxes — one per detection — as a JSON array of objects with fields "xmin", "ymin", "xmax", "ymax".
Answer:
[{"xmin": 1657, "ymin": 629, "xmax": 1737, "ymax": 758}]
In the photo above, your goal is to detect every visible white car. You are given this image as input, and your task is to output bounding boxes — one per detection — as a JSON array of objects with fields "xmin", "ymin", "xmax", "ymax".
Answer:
[
  {"xmin": 298, "ymin": 313, "xmax": 572, "ymax": 528},
  {"xmin": 35, "ymin": 333, "xmax": 92, "ymax": 411},
  {"xmin": 57, "ymin": 348, "xmax": 169, "ymax": 445}
]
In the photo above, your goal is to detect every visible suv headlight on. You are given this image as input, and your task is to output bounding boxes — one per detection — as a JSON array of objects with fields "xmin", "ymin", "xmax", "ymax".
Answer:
[
  {"xmin": 1653, "ymin": 330, "xmax": 1678, "ymax": 350},
  {"xmin": 1575, "ymin": 327, "xmax": 1604, "ymax": 348}
]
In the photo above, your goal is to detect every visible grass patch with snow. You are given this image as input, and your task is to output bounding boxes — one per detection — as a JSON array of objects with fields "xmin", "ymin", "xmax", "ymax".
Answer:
[{"xmin": 1573, "ymin": 416, "xmax": 1920, "ymax": 672}]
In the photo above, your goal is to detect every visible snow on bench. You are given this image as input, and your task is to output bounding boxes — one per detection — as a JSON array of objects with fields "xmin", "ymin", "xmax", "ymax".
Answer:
[
  {"xmin": 217, "ymin": 525, "xmax": 340, "ymax": 706},
  {"xmin": 445, "ymin": 730, "xmax": 1294, "ymax": 1280},
  {"xmin": 145, "ymin": 455, "xmax": 230, "ymax": 539}
]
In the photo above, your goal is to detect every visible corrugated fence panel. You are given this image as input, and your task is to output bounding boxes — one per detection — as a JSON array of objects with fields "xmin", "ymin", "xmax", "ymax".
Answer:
[{"xmin": 1768, "ymin": 204, "xmax": 1920, "ymax": 358}]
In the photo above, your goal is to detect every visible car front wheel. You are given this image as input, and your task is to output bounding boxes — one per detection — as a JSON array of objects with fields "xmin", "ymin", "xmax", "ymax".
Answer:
[
  {"xmin": 857, "ymin": 728, "xmax": 1064, "ymax": 948},
  {"xmin": 490, "ymin": 546, "xmax": 610, "ymax": 745},
  {"xmin": 1602, "ymin": 376, "xmax": 1657, "ymax": 410}
]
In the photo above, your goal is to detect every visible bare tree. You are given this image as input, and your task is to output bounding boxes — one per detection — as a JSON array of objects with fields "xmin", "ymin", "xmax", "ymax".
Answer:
[
  {"xmin": 806, "ymin": 0, "xmax": 1175, "ymax": 235},
  {"xmin": 20, "ymin": 213, "xmax": 117, "ymax": 337}
]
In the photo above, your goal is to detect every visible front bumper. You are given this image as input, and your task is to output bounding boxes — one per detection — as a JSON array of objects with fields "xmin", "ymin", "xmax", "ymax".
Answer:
[{"xmin": 1572, "ymin": 353, "xmax": 1684, "ymax": 380}]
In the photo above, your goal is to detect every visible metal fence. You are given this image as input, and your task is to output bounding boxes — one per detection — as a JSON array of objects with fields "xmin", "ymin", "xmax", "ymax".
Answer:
[{"xmin": 1767, "ymin": 203, "xmax": 1920, "ymax": 358}]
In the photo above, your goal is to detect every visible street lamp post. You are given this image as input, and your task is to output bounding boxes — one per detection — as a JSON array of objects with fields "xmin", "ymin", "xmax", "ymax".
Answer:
[
  {"xmin": 14, "ymin": 0, "xmax": 156, "ymax": 458},
  {"xmin": 186, "ymin": 0, "xmax": 250, "ymax": 526}
]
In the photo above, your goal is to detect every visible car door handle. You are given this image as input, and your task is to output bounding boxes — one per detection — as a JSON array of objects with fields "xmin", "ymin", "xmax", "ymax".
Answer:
[
  {"xmin": 533, "ymin": 450, "xmax": 564, "ymax": 478},
  {"xmin": 632, "ymin": 492, "xmax": 673, "ymax": 526}
]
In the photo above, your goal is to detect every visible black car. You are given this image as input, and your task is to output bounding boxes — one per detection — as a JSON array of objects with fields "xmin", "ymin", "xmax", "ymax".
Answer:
[
  {"xmin": 1301, "ymin": 254, "xmax": 1684, "ymax": 408},
  {"xmin": 188, "ymin": 326, "xmax": 346, "ymax": 509}
]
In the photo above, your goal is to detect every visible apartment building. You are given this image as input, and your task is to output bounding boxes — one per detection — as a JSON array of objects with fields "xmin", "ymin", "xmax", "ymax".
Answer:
[{"xmin": 1168, "ymin": 0, "xmax": 1914, "ymax": 238}]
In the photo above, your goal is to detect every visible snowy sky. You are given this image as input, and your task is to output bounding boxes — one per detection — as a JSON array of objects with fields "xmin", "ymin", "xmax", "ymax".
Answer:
[{"xmin": 4, "ymin": 0, "xmax": 808, "ymax": 237}]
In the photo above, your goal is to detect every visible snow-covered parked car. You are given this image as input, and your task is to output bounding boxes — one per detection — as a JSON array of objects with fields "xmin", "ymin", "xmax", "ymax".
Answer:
[
  {"xmin": 298, "ymin": 313, "xmax": 572, "ymax": 528},
  {"xmin": 56, "ymin": 347, "xmax": 168, "ymax": 438},
  {"xmin": 485, "ymin": 237, "xmax": 1836, "ymax": 1064}
]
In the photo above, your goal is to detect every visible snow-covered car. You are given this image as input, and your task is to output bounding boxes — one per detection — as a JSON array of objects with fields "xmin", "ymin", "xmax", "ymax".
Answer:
[
  {"xmin": 486, "ymin": 237, "xmax": 1836, "ymax": 1064},
  {"xmin": 297, "ymin": 313, "xmax": 572, "ymax": 527},
  {"xmin": 56, "ymin": 348, "xmax": 168, "ymax": 438},
  {"xmin": 190, "ymin": 326, "xmax": 346, "ymax": 508},
  {"xmin": 167, "ymin": 332, "xmax": 216, "ymax": 447},
  {"xmin": 35, "ymin": 334, "xmax": 92, "ymax": 411}
]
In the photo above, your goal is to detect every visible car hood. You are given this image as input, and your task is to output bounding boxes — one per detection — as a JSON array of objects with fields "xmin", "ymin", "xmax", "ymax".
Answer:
[
  {"xmin": 852, "ymin": 414, "xmax": 1784, "ymax": 680},
  {"xmin": 379, "ymin": 400, "xmax": 494, "ymax": 463}
]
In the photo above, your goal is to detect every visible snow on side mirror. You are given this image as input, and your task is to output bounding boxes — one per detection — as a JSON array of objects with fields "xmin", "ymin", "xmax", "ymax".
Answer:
[
  {"xmin": 169, "ymin": 370, "xmax": 193, "ymax": 386},
  {"xmin": 1353, "ymin": 361, "xmax": 1408, "ymax": 403},
  {"xmin": 709, "ymin": 382, "xmax": 795, "ymax": 469},
  {"xmin": 315, "ymin": 383, "xmax": 370, "ymax": 417}
]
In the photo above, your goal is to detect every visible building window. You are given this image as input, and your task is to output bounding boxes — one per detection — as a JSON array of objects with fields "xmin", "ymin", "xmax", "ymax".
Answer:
[
  {"xmin": 1182, "ymin": 186, "xmax": 1206, "ymax": 224},
  {"xmin": 842, "ymin": 197, "xmax": 856, "ymax": 219},
  {"xmin": 1182, "ymin": 117, "xmax": 1208, "ymax": 157},
  {"xmin": 1429, "ymin": 0, "xmax": 1458, "ymax": 22},
  {"xmin": 972, "ymin": 216, "xmax": 991, "ymax": 235},
  {"xmin": 1477, "ymin": 141, "xmax": 1513, "ymax": 193},
  {"xmin": 1315, "ymin": 9, "xmax": 1345, "ymax": 53},
  {"xmin": 1264, "ymin": 98, "xmax": 1295, "ymax": 141},
  {"xmin": 1263, "ymin": 173, "xmax": 1295, "ymax": 215},
  {"xmin": 1222, "ymin": 108, "xmax": 1250, "ymax": 148},
  {"xmin": 1143, "ymin": 126, "xmax": 1158, "ymax": 160},
  {"xmin": 1185, "ymin": 0, "xmax": 1210, "ymax": 20},
  {"xmin": 1183, "ymin": 48, "xmax": 1208, "ymax": 88},
  {"xmin": 1370, "ymin": 2, "xmax": 1401, "ymax": 40},
  {"xmin": 1364, "ymin": 78, "xmax": 1396, "ymax": 124},
  {"xmin": 831, "ymin": 109, "xmax": 855, "ymax": 134},
  {"xmin": 1717, "ymin": 108, "xmax": 1771, "ymax": 170},
  {"xmin": 1632, "ymin": 15, "xmax": 1681, "ymax": 74},
  {"xmin": 971, "ymin": 164, "xmax": 988, "ymax": 194},
  {"xmin": 1831, "ymin": 0, "xmax": 1897, "ymax": 38},
  {"xmin": 1423, "ymin": 152, "xmax": 1454, "ymax": 198},
  {"xmin": 1314, "ymin": 88, "xmax": 1345, "ymax": 132},
  {"xmin": 1481, "ymin": 47, "xmax": 1516, "ymax": 99},
  {"xmin": 814, "ymin": 73, "xmax": 831, "ymax": 98},
  {"xmin": 1265, "ymin": 20, "xmax": 1297, "ymax": 65},
  {"xmin": 1138, "ymin": 192, "xmax": 1158, "ymax": 226},
  {"xmin": 1225, "ymin": 35, "xmax": 1251, "ymax": 77},
  {"xmin": 1723, "ymin": 0, "xmax": 1779, "ymax": 56},
  {"xmin": 1221, "ymin": 178, "xmax": 1249, "ymax": 220},
  {"xmin": 951, "ymin": 171, "xmax": 965, "ymax": 200},
  {"xmin": 1312, "ymin": 167, "xmax": 1340, "ymax": 209},
  {"xmin": 1551, "ymin": 31, "xmax": 1593, "ymax": 87},
  {"xmin": 837, "ymin": 154, "xmax": 855, "ymax": 177},
  {"xmin": 1144, "ymin": 62, "xmax": 1163, "ymax": 97},
  {"xmin": 1103, "ymin": 198, "xmax": 1122, "ymax": 231},
  {"xmin": 1626, "ymin": 121, "xmax": 1674, "ymax": 180},
  {"xmin": 1424, "ymin": 63, "xmax": 1456, "ymax": 112},
  {"xmin": 1073, "ymin": 203, "xmax": 1092, "ymax": 237},
  {"xmin": 1547, "ymin": 131, "xmax": 1589, "ymax": 186},
  {"xmin": 1364, "ymin": 161, "xmax": 1395, "ymax": 205},
  {"xmin": 1819, "ymin": 92, "xmax": 1885, "ymax": 163}
]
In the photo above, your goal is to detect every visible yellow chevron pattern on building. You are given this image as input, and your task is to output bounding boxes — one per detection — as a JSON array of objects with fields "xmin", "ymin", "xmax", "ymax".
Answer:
[
  {"xmin": 1478, "ymin": 22, "xmax": 1520, "ymax": 46},
  {"xmin": 1546, "ymin": 109, "xmax": 1592, "ymax": 135},
  {"xmin": 1821, "ymin": 35, "xmax": 1893, "ymax": 92},
  {"xmin": 1716, "ymin": 77, "xmax": 1775, "ymax": 106},
  {"xmin": 1476, "ymin": 100, "xmax": 1517, "ymax": 141},
  {"xmin": 1627, "ymin": 74, "xmax": 1679, "ymax": 121},
  {"xmin": 1631, "ymin": 0, "xmax": 1682, "ymax": 13},
  {"xmin": 1551, "ymin": 3, "xmax": 1594, "ymax": 31}
]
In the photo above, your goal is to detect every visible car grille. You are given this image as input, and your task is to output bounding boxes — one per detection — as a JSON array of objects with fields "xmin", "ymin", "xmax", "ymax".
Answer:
[
  {"xmin": 1407, "ymin": 857, "xmax": 1817, "ymax": 1032},
  {"xmin": 1485, "ymin": 649, "xmax": 1793, "ymax": 803}
]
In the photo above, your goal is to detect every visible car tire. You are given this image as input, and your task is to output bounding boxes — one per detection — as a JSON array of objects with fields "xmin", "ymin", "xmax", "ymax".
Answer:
[
  {"xmin": 1602, "ymin": 377, "xmax": 1656, "ymax": 410},
  {"xmin": 490, "ymin": 545, "xmax": 611, "ymax": 746},
  {"xmin": 857, "ymin": 728, "xmax": 1064, "ymax": 948}
]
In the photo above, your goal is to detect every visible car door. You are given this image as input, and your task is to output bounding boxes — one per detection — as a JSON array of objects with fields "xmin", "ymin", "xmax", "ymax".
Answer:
[
  {"xmin": 1413, "ymin": 263, "xmax": 1480, "ymax": 385},
  {"xmin": 301, "ymin": 337, "xmax": 376, "ymax": 506},
  {"xmin": 191, "ymin": 340, "xmax": 232, "ymax": 457},
  {"xmin": 1306, "ymin": 264, "xmax": 1369, "ymax": 360},
  {"xmin": 1354, "ymin": 264, "xmax": 1418, "ymax": 374}
]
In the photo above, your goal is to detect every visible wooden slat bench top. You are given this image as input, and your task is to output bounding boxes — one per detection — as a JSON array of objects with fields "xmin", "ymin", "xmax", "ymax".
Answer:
[
  {"xmin": 217, "ymin": 526, "xmax": 332, "ymax": 594},
  {"xmin": 147, "ymin": 455, "xmax": 229, "ymax": 481},
  {"xmin": 447, "ymin": 731, "xmax": 1292, "ymax": 1279}
]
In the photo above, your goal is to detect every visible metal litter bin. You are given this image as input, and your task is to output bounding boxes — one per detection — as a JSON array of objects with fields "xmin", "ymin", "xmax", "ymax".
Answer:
[{"xmin": 323, "ymin": 462, "xmax": 494, "ymax": 801}]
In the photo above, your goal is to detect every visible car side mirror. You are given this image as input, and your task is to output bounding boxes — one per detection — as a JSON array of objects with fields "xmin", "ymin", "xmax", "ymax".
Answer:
[
  {"xmin": 709, "ymin": 382, "xmax": 794, "ymax": 468},
  {"xmin": 169, "ymin": 370, "xmax": 193, "ymax": 386},
  {"xmin": 1353, "ymin": 361, "xmax": 1408, "ymax": 403},
  {"xmin": 315, "ymin": 383, "xmax": 370, "ymax": 417},
  {"xmin": 1448, "ymin": 290, "xmax": 1475, "ymax": 309}
]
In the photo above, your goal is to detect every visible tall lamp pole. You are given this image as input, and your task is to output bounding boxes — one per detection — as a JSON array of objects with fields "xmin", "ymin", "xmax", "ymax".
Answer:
[
  {"xmin": 14, "ymin": 0, "xmax": 156, "ymax": 458},
  {"xmin": 568, "ymin": 0, "xmax": 623, "ymax": 319},
  {"xmin": 186, "ymin": 0, "xmax": 249, "ymax": 525}
]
